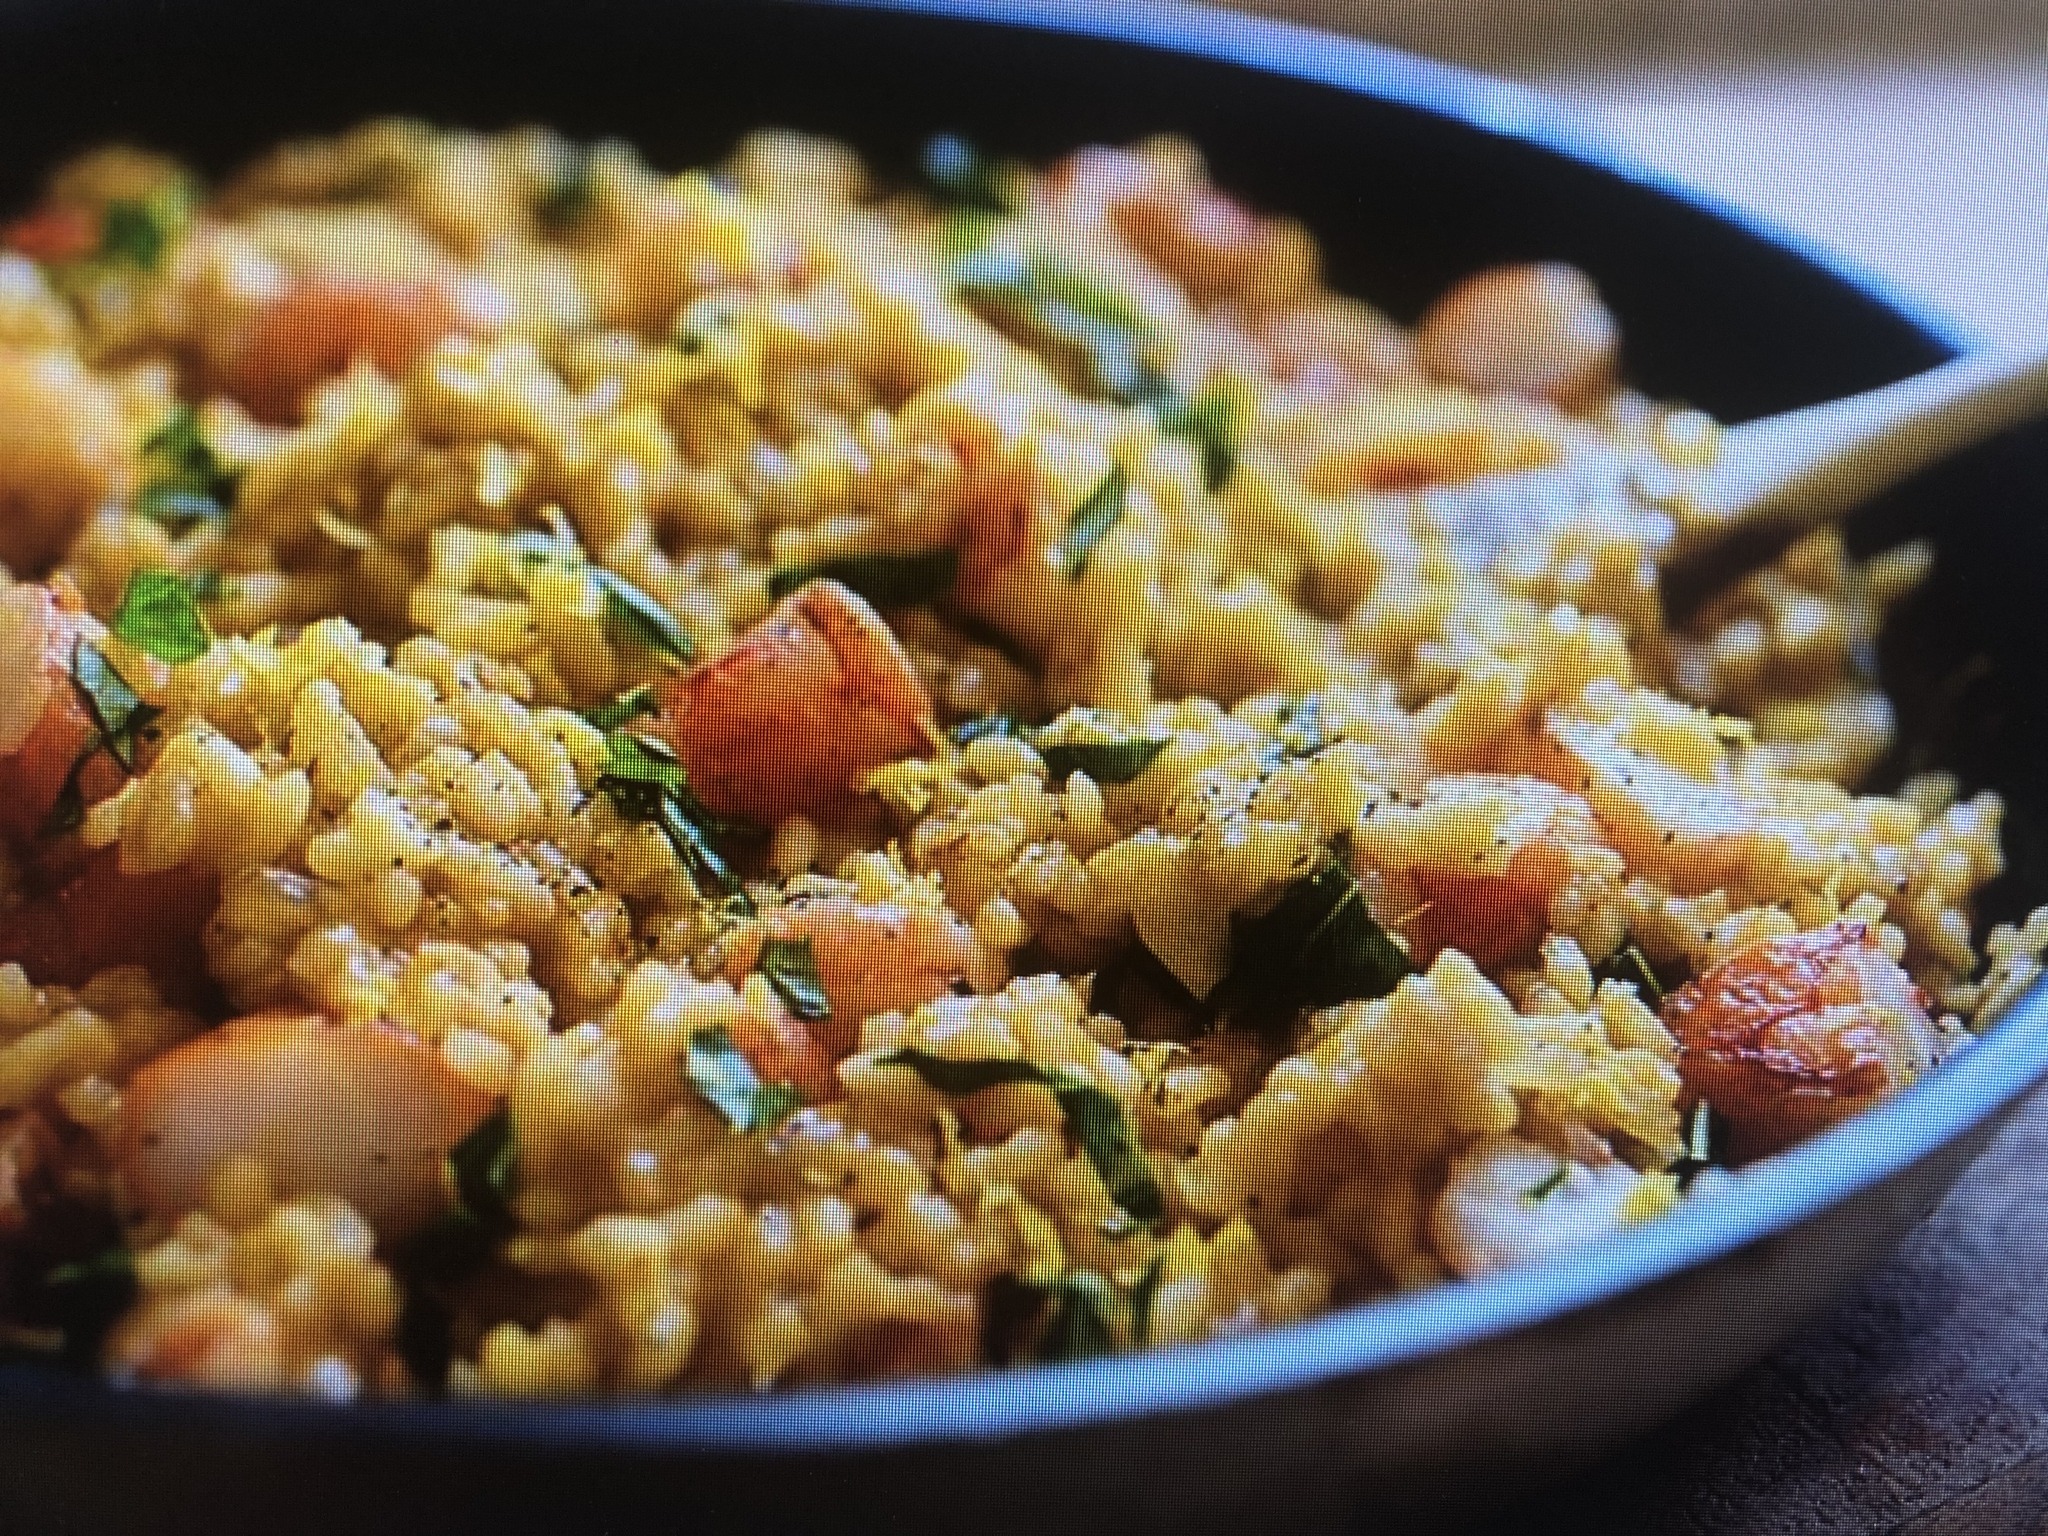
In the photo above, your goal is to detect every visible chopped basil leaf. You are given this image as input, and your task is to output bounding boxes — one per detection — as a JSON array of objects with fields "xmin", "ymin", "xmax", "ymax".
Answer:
[
  {"xmin": 136, "ymin": 406, "xmax": 237, "ymax": 531},
  {"xmin": 1669, "ymin": 1101, "xmax": 1726, "ymax": 1188},
  {"xmin": 70, "ymin": 641, "xmax": 158, "ymax": 772},
  {"xmin": 92, "ymin": 182, "xmax": 193, "ymax": 273},
  {"xmin": 949, "ymin": 714, "xmax": 1167, "ymax": 785},
  {"xmin": 598, "ymin": 728, "xmax": 685, "ymax": 794},
  {"xmin": 97, "ymin": 199, "xmax": 169, "ymax": 269},
  {"xmin": 1128, "ymin": 1256, "xmax": 1165, "ymax": 1346},
  {"xmin": 1058, "ymin": 466, "xmax": 1127, "ymax": 579},
  {"xmin": 766, "ymin": 548, "xmax": 959, "ymax": 608},
  {"xmin": 133, "ymin": 485, "xmax": 230, "ymax": 530},
  {"xmin": 1037, "ymin": 1270, "xmax": 1119, "ymax": 1363},
  {"xmin": 1591, "ymin": 941, "xmax": 1669, "ymax": 1007},
  {"xmin": 37, "ymin": 750, "xmax": 92, "ymax": 839},
  {"xmin": 448, "ymin": 1106, "xmax": 518, "ymax": 1233},
  {"xmin": 1151, "ymin": 378, "xmax": 1241, "ymax": 493},
  {"xmin": 984, "ymin": 1262, "xmax": 1161, "ymax": 1366},
  {"xmin": 582, "ymin": 685, "xmax": 657, "ymax": 731},
  {"xmin": 535, "ymin": 145, "xmax": 595, "ymax": 231},
  {"xmin": 955, "ymin": 249, "xmax": 1153, "ymax": 403},
  {"xmin": 1037, "ymin": 736, "xmax": 1167, "ymax": 785},
  {"xmin": 1522, "ymin": 1163, "xmax": 1570, "ymax": 1203},
  {"xmin": 41, "ymin": 1246, "xmax": 136, "ymax": 1367},
  {"xmin": 949, "ymin": 713, "xmax": 1028, "ymax": 748},
  {"xmin": 184, "ymin": 569, "xmax": 233, "ymax": 604},
  {"xmin": 506, "ymin": 529, "xmax": 692, "ymax": 661},
  {"xmin": 1220, "ymin": 851, "xmax": 1414, "ymax": 1025},
  {"xmin": 592, "ymin": 568, "xmax": 693, "ymax": 661},
  {"xmin": 757, "ymin": 935, "xmax": 831, "ymax": 1022},
  {"xmin": 389, "ymin": 1106, "xmax": 519, "ymax": 1391},
  {"xmin": 939, "ymin": 207, "xmax": 1001, "ymax": 259},
  {"xmin": 685, "ymin": 1025, "xmax": 802, "ymax": 1133},
  {"xmin": 919, "ymin": 134, "xmax": 1019, "ymax": 215},
  {"xmin": 880, "ymin": 1048, "xmax": 1164, "ymax": 1222},
  {"xmin": 877, "ymin": 1050, "xmax": 1044, "ymax": 1097},
  {"xmin": 596, "ymin": 730, "xmax": 752, "ymax": 909},
  {"xmin": 952, "ymin": 251, "xmax": 1238, "ymax": 490},
  {"xmin": 1273, "ymin": 695, "xmax": 1331, "ymax": 760},
  {"xmin": 39, "ymin": 642, "xmax": 159, "ymax": 840},
  {"xmin": 505, "ymin": 527, "xmax": 572, "ymax": 567},
  {"xmin": 394, "ymin": 1284, "xmax": 459, "ymax": 1393},
  {"xmin": 112, "ymin": 569, "xmax": 211, "ymax": 664}
]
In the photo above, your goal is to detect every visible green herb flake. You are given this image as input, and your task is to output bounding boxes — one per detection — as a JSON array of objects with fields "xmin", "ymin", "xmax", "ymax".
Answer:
[
  {"xmin": 91, "ymin": 180, "xmax": 194, "ymax": 274},
  {"xmin": 112, "ymin": 569, "xmax": 211, "ymax": 664},
  {"xmin": 1057, "ymin": 466, "xmax": 1127, "ymax": 580},
  {"xmin": 1591, "ymin": 941, "xmax": 1667, "ymax": 1007},
  {"xmin": 97, "ymin": 200, "xmax": 169, "ymax": 269},
  {"xmin": 598, "ymin": 729, "xmax": 685, "ymax": 795},
  {"xmin": 685, "ymin": 1025, "xmax": 803, "ymax": 1134},
  {"xmin": 41, "ymin": 1246, "xmax": 137, "ymax": 1367},
  {"xmin": 595, "ymin": 730, "xmax": 752, "ymax": 909},
  {"xmin": 985, "ymin": 1261, "xmax": 1164, "ymax": 1366},
  {"xmin": 582, "ymin": 685, "xmax": 657, "ymax": 731},
  {"xmin": 447, "ymin": 1106, "xmax": 519, "ymax": 1233},
  {"xmin": 592, "ymin": 568, "xmax": 693, "ymax": 662},
  {"xmin": 535, "ymin": 145, "xmax": 596, "ymax": 232},
  {"xmin": 1522, "ymin": 1163, "xmax": 1570, "ymax": 1203},
  {"xmin": 766, "ymin": 548, "xmax": 959, "ymax": 608},
  {"xmin": 880, "ymin": 1048, "xmax": 1164, "ymax": 1222},
  {"xmin": 950, "ymin": 251, "xmax": 1239, "ymax": 491},
  {"xmin": 757, "ymin": 935, "xmax": 831, "ymax": 1022},
  {"xmin": 135, "ymin": 406, "xmax": 237, "ymax": 531},
  {"xmin": 1128, "ymin": 1256, "xmax": 1165, "ymax": 1346},
  {"xmin": 954, "ymin": 250, "xmax": 1153, "ymax": 402},
  {"xmin": 919, "ymin": 134, "xmax": 1019, "ymax": 215},
  {"xmin": 1220, "ymin": 851, "xmax": 1414, "ymax": 1025},
  {"xmin": 184, "ymin": 569, "xmax": 233, "ymax": 604},
  {"xmin": 1152, "ymin": 378, "xmax": 1242, "ymax": 493},
  {"xmin": 69, "ymin": 641, "xmax": 158, "ymax": 772},
  {"xmin": 949, "ymin": 713, "xmax": 1028, "ymax": 748},
  {"xmin": 37, "ymin": 753, "xmax": 92, "ymax": 840},
  {"xmin": 1669, "ymin": 1101, "xmax": 1725, "ymax": 1188},
  {"xmin": 1037, "ymin": 1270, "xmax": 1120, "ymax": 1363},
  {"xmin": 1037, "ymin": 736, "xmax": 1167, "ymax": 785},
  {"xmin": 1273, "ymin": 695, "xmax": 1331, "ymax": 760}
]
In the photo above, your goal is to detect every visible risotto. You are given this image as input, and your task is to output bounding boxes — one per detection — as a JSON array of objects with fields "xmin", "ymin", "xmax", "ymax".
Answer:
[{"xmin": 0, "ymin": 121, "xmax": 2038, "ymax": 1399}]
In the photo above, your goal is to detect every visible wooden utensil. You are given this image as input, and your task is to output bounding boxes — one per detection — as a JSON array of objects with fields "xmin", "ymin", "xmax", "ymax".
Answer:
[{"xmin": 1659, "ymin": 345, "xmax": 2048, "ymax": 611}]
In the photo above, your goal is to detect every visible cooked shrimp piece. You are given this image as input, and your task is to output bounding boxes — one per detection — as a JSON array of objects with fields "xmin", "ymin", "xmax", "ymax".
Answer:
[
  {"xmin": 0, "ymin": 580, "xmax": 218, "ymax": 997},
  {"xmin": 224, "ymin": 273, "xmax": 473, "ymax": 423},
  {"xmin": 1405, "ymin": 840, "xmax": 1575, "ymax": 972},
  {"xmin": 722, "ymin": 896, "xmax": 1005, "ymax": 1054},
  {"xmin": 654, "ymin": 579, "xmax": 936, "ymax": 825},
  {"xmin": 1531, "ymin": 710, "xmax": 1765, "ymax": 896},
  {"xmin": 1047, "ymin": 144, "xmax": 1308, "ymax": 306},
  {"xmin": 0, "ymin": 855, "xmax": 218, "ymax": 1001},
  {"xmin": 1414, "ymin": 263, "xmax": 1621, "ymax": 412},
  {"xmin": 0, "ymin": 579, "xmax": 127, "ymax": 852},
  {"xmin": 1359, "ymin": 774, "xmax": 1617, "ymax": 971},
  {"xmin": 1662, "ymin": 921, "xmax": 1953, "ymax": 1161},
  {"xmin": 1431, "ymin": 1134, "xmax": 1646, "ymax": 1280},
  {"xmin": 724, "ymin": 989, "xmax": 840, "ymax": 1103},
  {"xmin": 0, "ymin": 348, "xmax": 131, "ymax": 574},
  {"xmin": 119, "ymin": 1011, "xmax": 493, "ymax": 1240},
  {"xmin": 1, "ymin": 205, "xmax": 100, "ymax": 266},
  {"xmin": 105, "ymin": 1289, "xmax": 283, "ymax": 1389}
]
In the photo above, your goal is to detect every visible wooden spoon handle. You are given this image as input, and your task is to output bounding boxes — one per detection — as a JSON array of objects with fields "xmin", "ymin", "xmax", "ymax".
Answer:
[{"xmin": 1686, "ymin": 345, "xmax": 2048, "ymax": 541}]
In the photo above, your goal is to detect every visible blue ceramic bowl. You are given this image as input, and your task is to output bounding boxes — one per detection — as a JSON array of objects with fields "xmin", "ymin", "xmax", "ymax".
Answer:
[{"xmin": 2, "ymin": 2, "xmax": 2044, "ymax": 1530}]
